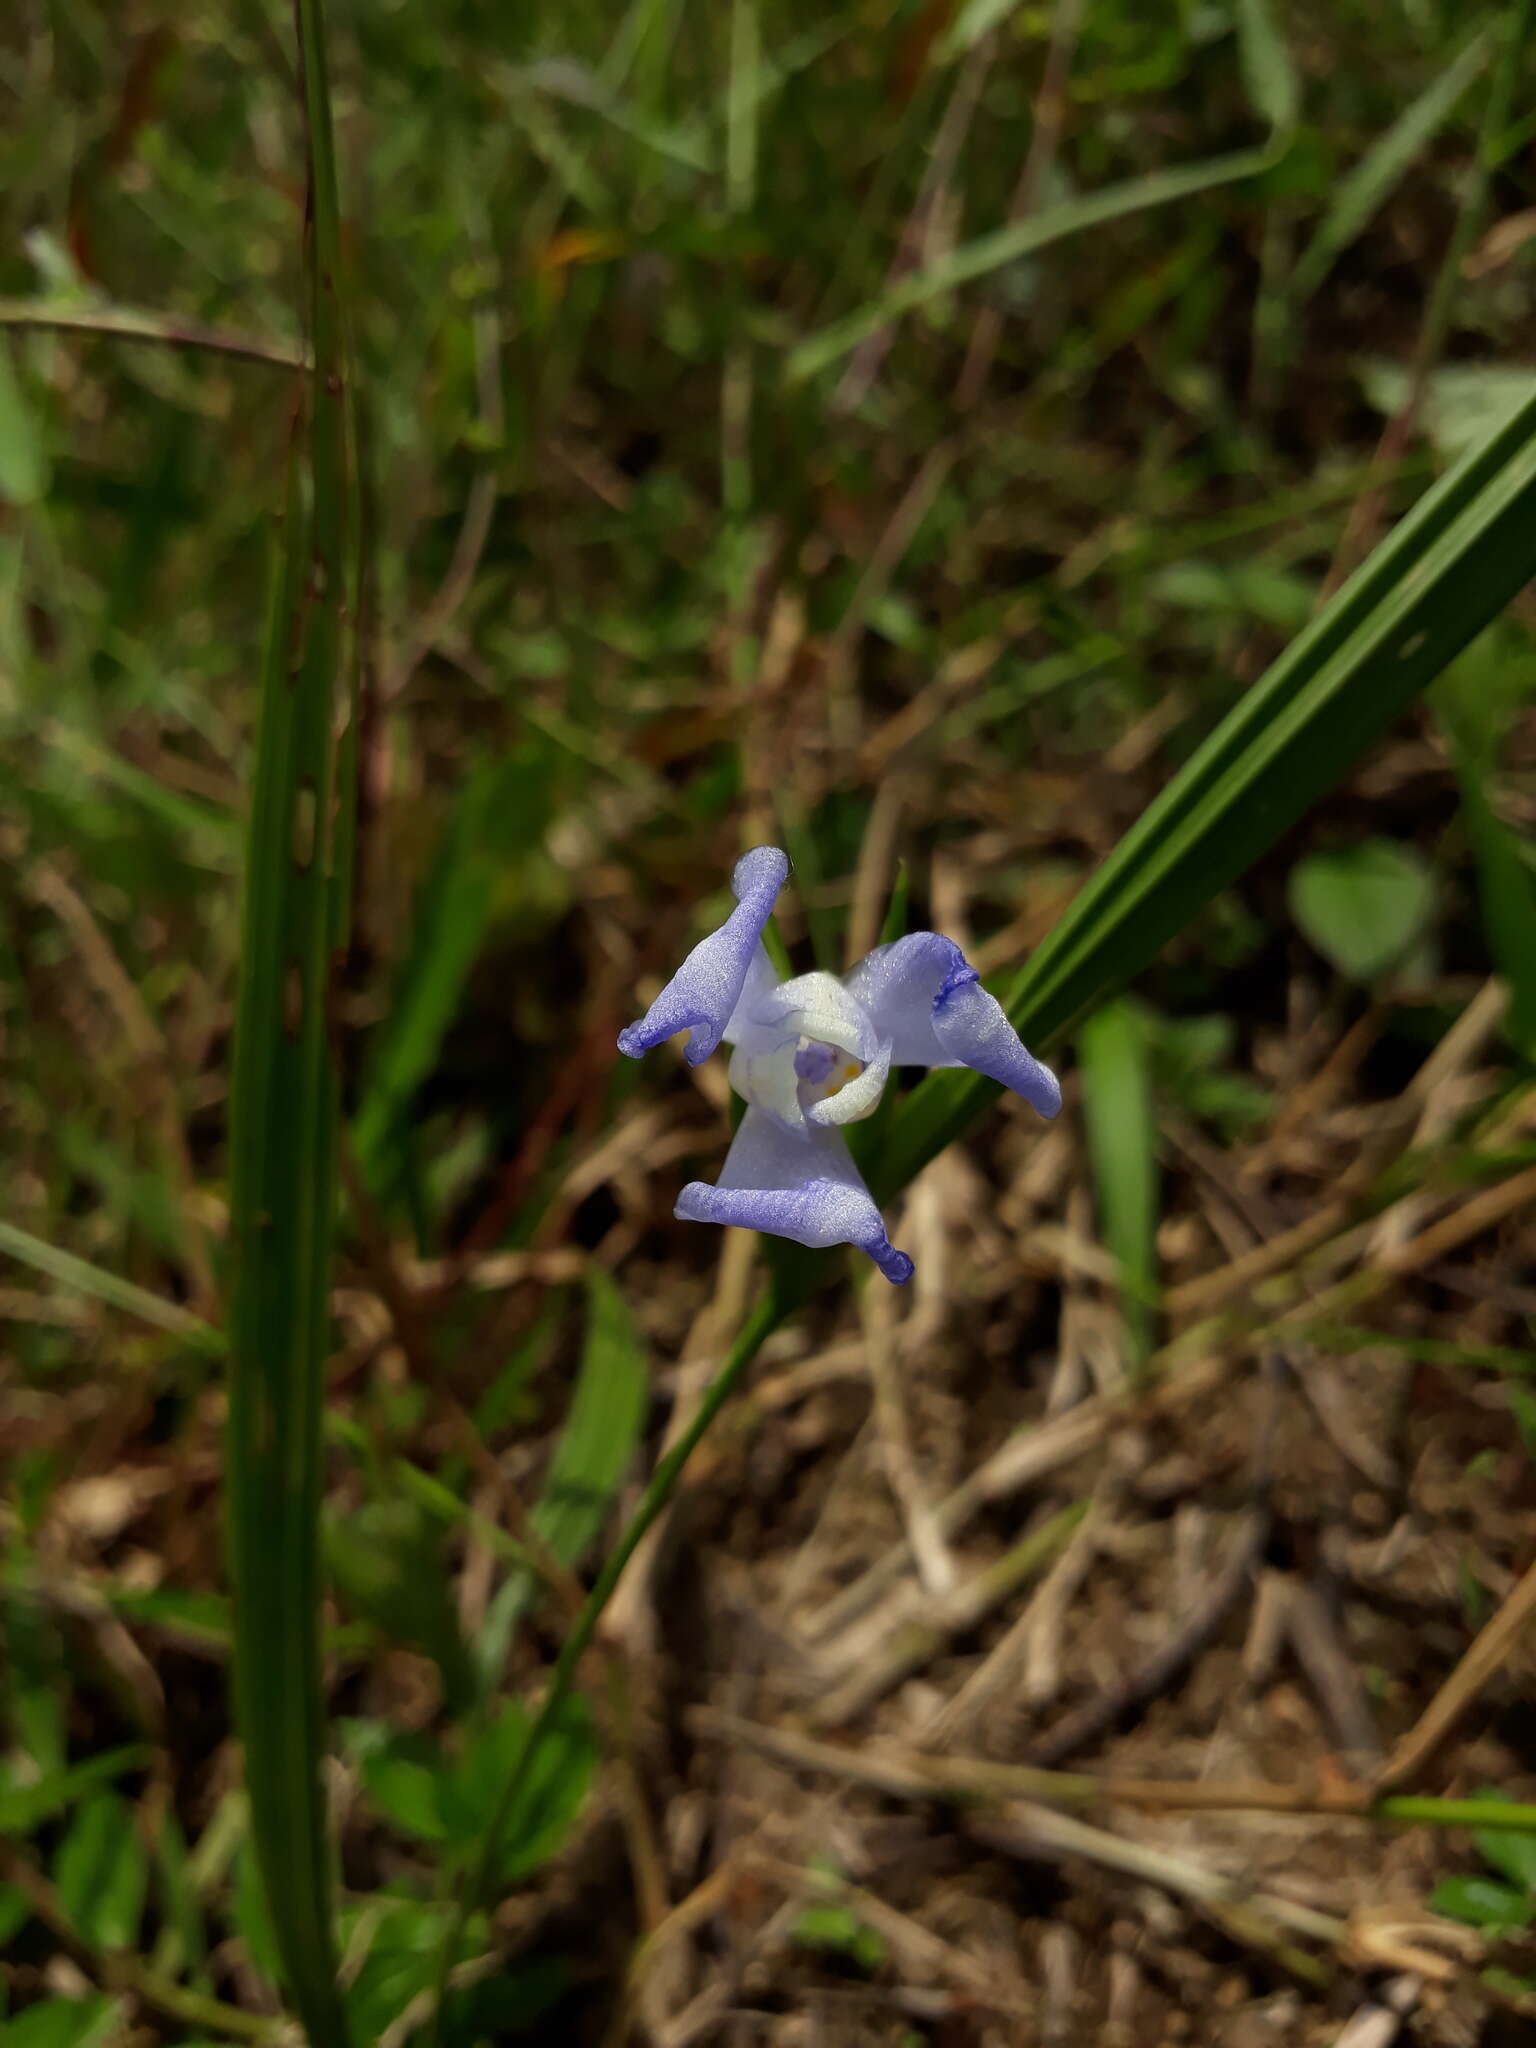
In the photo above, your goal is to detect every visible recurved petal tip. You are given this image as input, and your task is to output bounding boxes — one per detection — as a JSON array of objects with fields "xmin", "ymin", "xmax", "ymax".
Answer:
[
  {"xmin": 934, "ymin": 977, "xmax": 1061, "ymax": 1117},
  {"xmin": 675, "ymin": 1106, "xmax": 914, "ymax": 1283},
  {"xmin": 731, "ymin": 845, "xmax": 790, "ymax": 901},
  {"xmin": 617, "ymin": 845, "xmax": 789, "ymax": 1065}
]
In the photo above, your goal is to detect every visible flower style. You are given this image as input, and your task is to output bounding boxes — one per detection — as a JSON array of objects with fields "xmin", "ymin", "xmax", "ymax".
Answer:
[{"xmin": 618, "ymin": 846, "xmax": 1061, "ymax": 1284}]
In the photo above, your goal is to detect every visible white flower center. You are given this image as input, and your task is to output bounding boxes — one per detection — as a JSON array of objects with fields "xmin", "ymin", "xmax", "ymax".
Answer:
[{"xmin": 728, "ymin": 972, "xmax": 892, "ymax": 1133}]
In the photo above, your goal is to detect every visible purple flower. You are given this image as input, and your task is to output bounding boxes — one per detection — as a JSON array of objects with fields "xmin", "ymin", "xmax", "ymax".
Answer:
[{"xmin": 618, "ymin": 846, "xmax": 1060, "ymax": 1284}]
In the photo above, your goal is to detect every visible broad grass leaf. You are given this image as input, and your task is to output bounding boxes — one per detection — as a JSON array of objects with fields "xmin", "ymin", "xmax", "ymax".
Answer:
[
  {"xmin": 474, "ymin": 1273, "xmax": 648, "ymax": 1689},
  {"xmin": 1078, "ymin": 997, "xmax": 1160, "ymax": 1372},
  {"xmin": 531, "ymin": 1269, "xmax": 650, "ymax": 1569},
  {"xmin": 224, "ymin": 2, "xmax": 359, "ymax": 2037},
  {"xmin": 866, "ymin": 374, "xmax": 1536, "ymax": 1205}
]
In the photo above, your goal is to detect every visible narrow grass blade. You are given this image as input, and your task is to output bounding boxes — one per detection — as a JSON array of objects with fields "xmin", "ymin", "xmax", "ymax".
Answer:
[
  {"xmin": 786, "ymin": 145, "xmax": 1276, "ymax": 384},
  {"xmin": 224, "ymin": 0, "xmax": 358, "ymax": 2039},
  {"xmin": 0, "ymin": 297, "xmax": 305, "ymax": 370},
  {"xmin": 427, "ymin": 1292, "xmax": 780, "ymax": 2044},
  {"xmin": 1078, "ymin": 998, "xmax": 1159, "ymax": 1377},
  {"xmin": 54, "ymin": 1791, "xmax": 150, "ymax": 1951},
  {"xmin": 0, "ymin": 337, "xmax": 48, "ymax": 504},
  {"xmin": 1440, "ymin": 690, "xmax": 1536, "ymax": 1061},
  {"xmin": 1234, "ymin": 0, "xmax": 1298, "ymax": 137},
  {"xmin": 0, "ymin": 1218, "xmax": 222, "ymax": 1351},
  {"xmin": 878, "ymin": 860, "xmax": 910, "ymax": 948},
  {"xmin": 1289, "ymin": 33, "xmax": 1489, "ymax": 308},
  {"xmin": 351, "ymin": 750, "xmax": 557, "ymax": 1202},
  {"xmin": 868, "ymin": 378, "xmax": 1536, "ymax": 1201}
]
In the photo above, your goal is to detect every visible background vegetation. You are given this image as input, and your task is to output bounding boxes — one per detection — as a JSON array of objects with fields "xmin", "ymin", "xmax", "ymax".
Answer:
[{"xmin": 3, "ymin": 0, "xmax": 1536, "ymax": 2041}]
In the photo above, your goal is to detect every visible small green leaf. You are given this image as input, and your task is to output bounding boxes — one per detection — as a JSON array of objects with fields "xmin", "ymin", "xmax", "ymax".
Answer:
[
  {"xmin": 5, "ymin": 1998, "xmax": 124, "ymax": 2048},
  {"xmin": 450, "ymin": 1698, "xmax": 597, "ymax": 1883},
  {"xmin": 1288, "ymin": 840, "xmax": 1435, "ymax": 982},
  {"xmin": 327, "ymin": 1498, "xmax": 477, "ymax": 1718},
  {"xmin": 1364, "ymin": 363, "xmax": 1536, "ymax": 462},
  {"xmin": 53, "ymin": 1792, "xmax": 148, "ymax": 1951},
  {"xmin": 1431, "ymin": 1873, "xmax": 1533, "ymax": 1929},
  {"xmin": 359, "ymin": 1745, "xmax": 450, "ymax": 1845},
  {"xmin": 792, "ymin": 1903, "xmax": 888, "ymax": 1974},
  {"xmin": 0, "ymin": 1747, "xmax": 150, "ymax": 1838},
  {"xmin": 342, "ymin": 1896, "xmax": 459, "ymax": 2041},
  {"xmin": 1474, "ymin": 1795, "xmax": 1536, "ymax": 1893}
]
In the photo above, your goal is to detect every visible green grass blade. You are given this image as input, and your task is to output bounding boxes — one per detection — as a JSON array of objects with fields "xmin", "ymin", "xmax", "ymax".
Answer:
[
  {"xmin": 868, "ymin": 378, "xmax": 1536, "ymax": 1202},
  {"xmin": 1440, "ymin": 691, "xmax": 1536, "ymax": 1062},
  {"xmin": 351, "ymin": 752, "xmax": 553, "ymax": 1201},
  {"xmin": 224, "ymin": 0, "xmax": 358, "ymax": 2039},
  {"xmin": 0, "ymin": 1218, "xmax": 222, "ymax": 1351},
  {"xmin": 1289, "ymin": 32, "xmax": 1489, "ymax": 308},
  {"xmin": 1078, "ymin": 998, "xmax": 1159, "ymax": 1377},
  {"xmin": 530, "ymin": 1270, "xmax": 650, "ymax": 1568},
  {"xmin": 1234, "ymin": 0, "xmax": 1299, "ymax": 137},
  {"xmin": 0, "ymin": 336, "xmax": 48, "ymax": 505},
  {"xmin": 427, "ymin": 1292, "xmax": 780, "ymax": 2044},
  {"xmin": 786, "ymin": 145, "xmax": 1276, "ymax": 385}
]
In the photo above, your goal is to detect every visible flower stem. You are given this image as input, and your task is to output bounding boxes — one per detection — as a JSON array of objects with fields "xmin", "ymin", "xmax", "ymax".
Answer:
[{"xmin": 426, "ymin": 1285, "xmax": 786, "ymax": 2044}]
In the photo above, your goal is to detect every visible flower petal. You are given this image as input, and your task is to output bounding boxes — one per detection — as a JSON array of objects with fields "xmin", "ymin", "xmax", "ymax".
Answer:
[
  {"xmin": 617, "ymin": 846, "xmax": 788, "ymax": 1067},
  {"xmin": 748, "ymin": 969, "xmax": 880, "ymax": 1062},
  {"xmin": 845, "ymin": 932, "xmax": 1060, "ymax": 1116},
  {"xmin": 727, "ymin": 1030, "xmax": 803, "ymax": 1129},
  {"xmin": 804, "ymin": 1036, "xmax": 892, "ymax": 1127},
  {"xmin": 675, "ymin": 1106, "xmax": 913, "ymax": 1284},
  {"xmin": 932, "ymin": 977, "xmax": 1061, "ymax": 1115}
]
